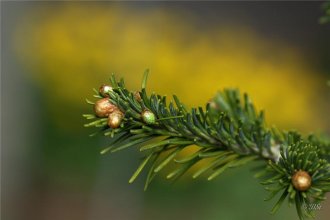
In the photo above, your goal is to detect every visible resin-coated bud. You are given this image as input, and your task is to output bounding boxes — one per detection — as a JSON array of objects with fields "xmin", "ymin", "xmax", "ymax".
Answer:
[
  {"xmin": 292, "ymin": 170, "xmax": 312, "ymax": 191},
  {"xmin": 108, "ymin": 110, "xmax": 124, "ymax": 129},
  {"xmin": 94, "ymin": 98, "xmax": 118, "ymax": 117}
]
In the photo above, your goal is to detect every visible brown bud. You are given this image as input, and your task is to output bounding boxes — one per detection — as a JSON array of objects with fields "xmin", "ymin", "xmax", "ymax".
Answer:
[
  {"xmin": 94, "ymin": 98, "xmax": 118, "ymax": 117},
  {"xmin": 291, "ymin": 170, "xmax": 312, "ymax": 191},
  {"xmin": 208, "ymin": 99, "xmax": 219, "ymax": 110},
  {"xmin": 134, "ymin": 91, "xmax": 142, "ymax": 102},
  {"xmin": 108, "ymin": 110, "xmax": 124, "ymax": 128},
  {"xmin": 99, "ymin": 84, "xmax": 113, "ymax": 97}
]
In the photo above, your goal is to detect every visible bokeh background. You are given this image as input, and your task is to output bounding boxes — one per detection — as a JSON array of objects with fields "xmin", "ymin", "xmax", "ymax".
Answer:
[{"xmin": 2, "ymin": 1, "xmax": 330, "ymax": 220}]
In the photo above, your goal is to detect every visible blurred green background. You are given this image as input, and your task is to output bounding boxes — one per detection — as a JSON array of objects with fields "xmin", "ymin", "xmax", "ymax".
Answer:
[{"xmin": 1, "ymin": 1, "xmax": 330, "ymax": 220}]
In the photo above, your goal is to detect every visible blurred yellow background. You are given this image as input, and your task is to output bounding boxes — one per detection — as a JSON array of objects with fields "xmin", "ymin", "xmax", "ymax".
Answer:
[
  {"xmin": 14, "ymin": 4, "xmax": 330, "ymax": 132},
  {"xmin": 2, "ymin": 2, "xmax": 330, "ymax": 220}
]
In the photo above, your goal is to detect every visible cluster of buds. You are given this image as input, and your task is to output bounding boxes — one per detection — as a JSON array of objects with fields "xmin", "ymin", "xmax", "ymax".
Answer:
[
  {"xmin": 94, "ymin": 85, "xmax": 124, "ymax": 129},
  {"xmin": 94, "ymin": 84, "xmax": 157, "ymax": 128}
]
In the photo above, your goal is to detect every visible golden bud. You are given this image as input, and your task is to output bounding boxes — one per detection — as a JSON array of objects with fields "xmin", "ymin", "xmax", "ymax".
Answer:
[
  {"xmin": 94, "ymin": 98, "xmax": 118, "ymax": 117},
  {"xmin": 291, "ymin": 170, "xmax": 312, "ymax": 191},
  {"xmin": 108, "ymin": 111, "xmax": 124, "ymax": 129}
]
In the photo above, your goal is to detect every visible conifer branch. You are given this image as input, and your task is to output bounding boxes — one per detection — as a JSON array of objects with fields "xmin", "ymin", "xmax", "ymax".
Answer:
[{"xmin": 84, "ymin": 70, "xmax": 330, "ymax": 219}]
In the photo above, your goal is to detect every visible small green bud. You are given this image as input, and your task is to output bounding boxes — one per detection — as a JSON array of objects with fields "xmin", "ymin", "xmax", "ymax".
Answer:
[{"xmin": 142, "ymin": 110, "xmax": 156, "ymax": 124}]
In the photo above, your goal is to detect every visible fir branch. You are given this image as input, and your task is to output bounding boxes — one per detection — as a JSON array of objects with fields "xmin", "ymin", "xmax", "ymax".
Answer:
[
  {"xmin": 258, "ymin": 133, "xmax": 330, "ymax": 219},
  {"xmin": 84, "ymin": 70, "xmax": 330, "ymax": 219}
]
